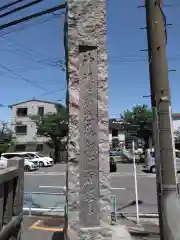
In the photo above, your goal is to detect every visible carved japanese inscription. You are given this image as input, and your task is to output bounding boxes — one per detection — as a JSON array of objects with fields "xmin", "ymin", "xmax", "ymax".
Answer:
[
  {"xmin": 79, "ymin": 170, "xmax": 100, "ymax": 226},
  {"xmin": 79, "ymin": 46, "xmax": 100, "ymax": 227}
]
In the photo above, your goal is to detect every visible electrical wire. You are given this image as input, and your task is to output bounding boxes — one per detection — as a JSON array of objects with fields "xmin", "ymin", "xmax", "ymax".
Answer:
[
  {"xmin": 0, "ymin": 13, "xmax": 64, "ymax": 37},
  {"xmin": 0, "ymin": 49, "xmax": 61, "ymax": 72},
  {"xmin": 0, "ymin": 0, "xmax": 26, "ymax": 12},
  {"xmin": 0, "ymin": 73, "xmax": 65, "ymax": 85},
  {"xmin": 0, "ymin": 33, "xmax": 63, "ymax": 65},
  {"xmin": 0, "ymin": 34, "xmax": 64, "ymax": 74},
  {"xmin": 0, "ymin": 4, "xmax": 66, "ymax": 32},
  {"xmin": 0, "ymin": 0, "xmax": 43, "ymax": 20},
  {"xmin": 0, "ymin": 62, "xmax": 48, "ymax": 91},
  {"xmin": 39, "ymin": 88, "xmax": 66, "ymax": 97}
]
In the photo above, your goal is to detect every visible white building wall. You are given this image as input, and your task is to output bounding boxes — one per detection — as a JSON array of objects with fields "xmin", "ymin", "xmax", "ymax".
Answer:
[
  {"xmin": 109, "ymin": 130, "xmax": 125, "ymax": 143},
  {"xmin": 11, "ymin": 101, "xmax": 57, "ymax": 143},
  {"xmin": 109, "ymin": 133, "xmax": 112, "ymax": 142},
  {"xmin": 118, "ymin": 131, "xmax": 125, "ymax": 142},
  {"xmin": 173, "ymin": 120, "xmax": 180, "ymax": 131}
]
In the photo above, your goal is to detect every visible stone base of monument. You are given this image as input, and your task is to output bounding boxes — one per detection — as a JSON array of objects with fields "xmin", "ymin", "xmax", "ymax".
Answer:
[
  {"xmin": 111, "ymin": 225, "xmax": 132, "ymax": 240},
  {"xmin": 66, "ymin": 223, "xmax": 132, "ymax": 240}
]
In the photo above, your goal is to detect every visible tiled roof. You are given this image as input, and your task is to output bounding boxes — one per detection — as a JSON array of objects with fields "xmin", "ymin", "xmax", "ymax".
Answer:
[
  {"xmin": 9, "ymin": 99, "xmax": 59, "ymax": 107},
  {"xmin": 109, "ymin": 119, "xmax": 130, "ymax": 130}
]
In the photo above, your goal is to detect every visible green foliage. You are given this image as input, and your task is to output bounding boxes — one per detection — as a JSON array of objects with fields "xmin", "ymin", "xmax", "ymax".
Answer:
[
  {"xmin": 0, "ymin": 143, "xmax": 9, "ymax": 154},
  {"xmin": 31, "ymin": 104, "xmax": 68, "ymax": 138},
  {"xmin": 0, "ymin": 121, "xmax": 14, "ymax": 154},
  {"xmin": 30, "ymin": 104, "xmax": 68, "ymax": 162},
  {"xmin": 121, "ymin": 104, "xmax": 153, "ymax": 143}
]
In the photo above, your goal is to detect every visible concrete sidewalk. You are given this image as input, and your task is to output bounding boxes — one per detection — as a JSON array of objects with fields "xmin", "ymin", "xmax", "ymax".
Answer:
[
  {"xmin": 21, "ymin": 216, "xmax": 64, "ymax": 240},
  {"xmin": 21, "ymin": 216, "xmax": 134, "ymax": 240}
]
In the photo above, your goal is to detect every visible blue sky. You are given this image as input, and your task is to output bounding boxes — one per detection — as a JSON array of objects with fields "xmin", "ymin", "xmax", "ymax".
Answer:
[{"xmin": 0, "ymin": 0, "xmax": 180, "ymax": 123}]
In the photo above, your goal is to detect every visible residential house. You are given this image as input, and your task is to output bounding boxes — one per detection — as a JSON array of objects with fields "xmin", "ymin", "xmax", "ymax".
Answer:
[
  {"xmin": 109, "ymin": 119, "xmax": 128, "ymax": 148},
  {"xmin": 109, "ymin": 113, "xmax": 180, "ymax": 149},
  {"xmin": 9, "ymin": 99, "xmax": 58, "ymax": 154},
  {"xmin": 172, "ymin": 113, "xmax": 180, "ymax": 149},
  {"xmin": 172, "ymin": 113, "xmax": 180, "ymax": 132}
]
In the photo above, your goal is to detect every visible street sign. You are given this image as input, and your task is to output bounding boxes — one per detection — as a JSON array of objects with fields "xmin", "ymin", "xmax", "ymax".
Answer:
[{"xmin": 110, "ymin": 195, "xmax": 117, "ymax": 224}]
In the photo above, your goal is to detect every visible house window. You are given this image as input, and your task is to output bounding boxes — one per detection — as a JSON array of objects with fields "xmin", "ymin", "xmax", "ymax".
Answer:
[
  {"xmin": 112, "ymin": 129, "xmax": 118, "ymax": 137},
  {"xmin": 15, "ymin": 125, "xmax": 27, "ymax": 135},
  {"xmin": 176, "ymin": 151, "xmax": 180, "ymax": 158},
  {"xmin": 15, "ymin": 144, "xmax": 26, "ymax": 152},
  {"xmin": 112, "ymin": 138, "xmax": 119, "ymax": 149},
  {"xmin": 36, "ymin": 144, "xmax": 43, "ymax": 152},
  {"xmin": 38, "ymin": 107, "xmax": 44, "ymax": 117},
  {"xmin": 16, "ymin": 108, "xmax": 28, "ymax": 117}
]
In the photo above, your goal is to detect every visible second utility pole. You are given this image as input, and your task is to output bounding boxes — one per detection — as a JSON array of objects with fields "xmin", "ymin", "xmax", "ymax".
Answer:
[{"xmin": 145, "ymin": 0, "xmax": 180, "ymax": 239}]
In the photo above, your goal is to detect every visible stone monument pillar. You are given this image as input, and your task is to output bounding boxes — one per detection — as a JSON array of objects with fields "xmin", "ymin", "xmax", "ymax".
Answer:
[{"xmin": 66, "ymin": 0, "xmax": 112, "ymax": 239}]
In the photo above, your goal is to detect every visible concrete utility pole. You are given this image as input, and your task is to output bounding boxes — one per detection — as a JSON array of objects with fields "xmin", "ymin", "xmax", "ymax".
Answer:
[{"xmin": 145, "ymin": 0, "xmax": 180, "ymax": 239}]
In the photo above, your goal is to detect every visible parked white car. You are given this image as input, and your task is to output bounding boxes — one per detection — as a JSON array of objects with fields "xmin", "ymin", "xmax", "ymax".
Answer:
[
  {"xmin": 141, "ymin": 148, "xmax": 180, "ymax": 173},
  {"xmin": 0, "ymin": 153, "xmax": 39, "ymax": 171},
  {"xmin": 25, "ymin": 152, "xmax": 54, "ymax": 167}
]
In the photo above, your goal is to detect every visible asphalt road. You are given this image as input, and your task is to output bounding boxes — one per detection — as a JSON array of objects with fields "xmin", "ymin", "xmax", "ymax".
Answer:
[{"xmin": 24, "ymin": 163, "xmax": 159, "ymax": 214}]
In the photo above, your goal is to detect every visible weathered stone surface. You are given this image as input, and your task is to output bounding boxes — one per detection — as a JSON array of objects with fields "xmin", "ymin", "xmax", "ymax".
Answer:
[
  {"xmin": 79, "ymin": 47, "xmax": 100, "ymax": 228},
  {"xmin": 66, "ymin": 0, "xmax": 111, "ymax": 240}
]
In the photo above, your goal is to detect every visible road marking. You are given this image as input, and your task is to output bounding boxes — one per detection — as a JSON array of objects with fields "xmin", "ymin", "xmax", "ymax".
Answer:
[
  {"xmin": 25, "ymin": 172, "xmax": 65, "ymax": 176},
  {"xmin": 30, "ymin": 220, "xmax": 63, "ymax": 232},
  {"xmin": 39, "ymin": 186, "xmax": 126, "ymax": 190},
  {"xmin": 33, "ymin": 220, "xmax": 42, "ymax": 226},
  {"xmin": 25, "ymin": 171, "xmax": 156, "ymax": 178},
  {"xmin": 111, "ymin": 172, "xmax": 155, "ymax": 178},
  {"xmin": 38, "ymin": 185, "xmax": 66, "ymax": 189},
  {"xmin": 111, "ymin": 187, "xmax": 126, "ymax": 190}
]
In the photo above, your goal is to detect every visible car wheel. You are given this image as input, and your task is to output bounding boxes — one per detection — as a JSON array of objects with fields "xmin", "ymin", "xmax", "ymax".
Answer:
[
  {"xmin": 151, "ymin": 166, "xmax": 156, "ymax": 173},
  {"xmin": 24, "ymin": 165, "xmax": 30, "ymax": 172},
  {"xmin": 39, "ymin": 161, "xmax": 44, "ymax": 167}
]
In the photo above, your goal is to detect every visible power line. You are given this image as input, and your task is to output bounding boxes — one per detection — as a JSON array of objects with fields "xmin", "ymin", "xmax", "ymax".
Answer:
[
  {"xmin": 0, "ymin": 74, "xmax": 65, "ymax": 85},
  {"xmin": 0, "ymin": 29, "xmax": 62, "ymax": 61},
  {"xmin": 0, "ymin": 0, "xmax": 43, "ymax": 19},
  {"xmin": 1, "ymin": 48, "xmax": 61, "ymax": 71},
  {"xmin": 0, "ymin": 60, "xmax": 60, "ymax": 76},
  {"xmin": 0, "ymin": 0, "xmax": 26, "ymax": 12},
  {"xmin": 0, "ymin": 4, "xmax": 66, "ymax": 31},
  {"xmin": 0, "ymin": 62, "xmax": 48, "ymax": 91},
  {"xmin": 39, "ymin": 88, "xmax": 66, "ymax": 97},
  {"xmin": 108, "ymin": 55, "xmax": 180, "ymax": 64},
  {"xmin": 0, "ymin": 12, "xmax": 64, "ymax": 37}
]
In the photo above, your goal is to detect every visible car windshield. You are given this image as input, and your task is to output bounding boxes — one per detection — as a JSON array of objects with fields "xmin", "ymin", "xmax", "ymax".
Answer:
[
  {"xmin": 36, "ymin": 152, "xmax": 44, "ymax": 157},
  {"xmin": 18, "ymin": 154, "xmax": 31, "ymax": 159},
  {"xmin": 27, "ymin": 153, "xmax": 36, "ymax": 158}
]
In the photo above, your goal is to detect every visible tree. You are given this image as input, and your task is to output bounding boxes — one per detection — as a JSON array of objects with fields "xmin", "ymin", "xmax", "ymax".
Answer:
[
  {"xmin": 30, "ymin": 104, "xmax": 68, "ymax": 163},
  {"xmin": 121, "ymin": 104, "xmax": 153, "ymax": 147},
  {"xmin": 0, "ymin": 121, "xmax": 15, "ymax": 154}
]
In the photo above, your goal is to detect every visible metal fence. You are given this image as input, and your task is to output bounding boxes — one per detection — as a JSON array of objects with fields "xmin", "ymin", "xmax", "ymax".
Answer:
[
  {"xmin": 23, "ymin": 191, "xmax": 66, "ymax": 216},
  {"xmin": 0, "ymin": 157, "xmax": 24, "ymax": 240}
]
